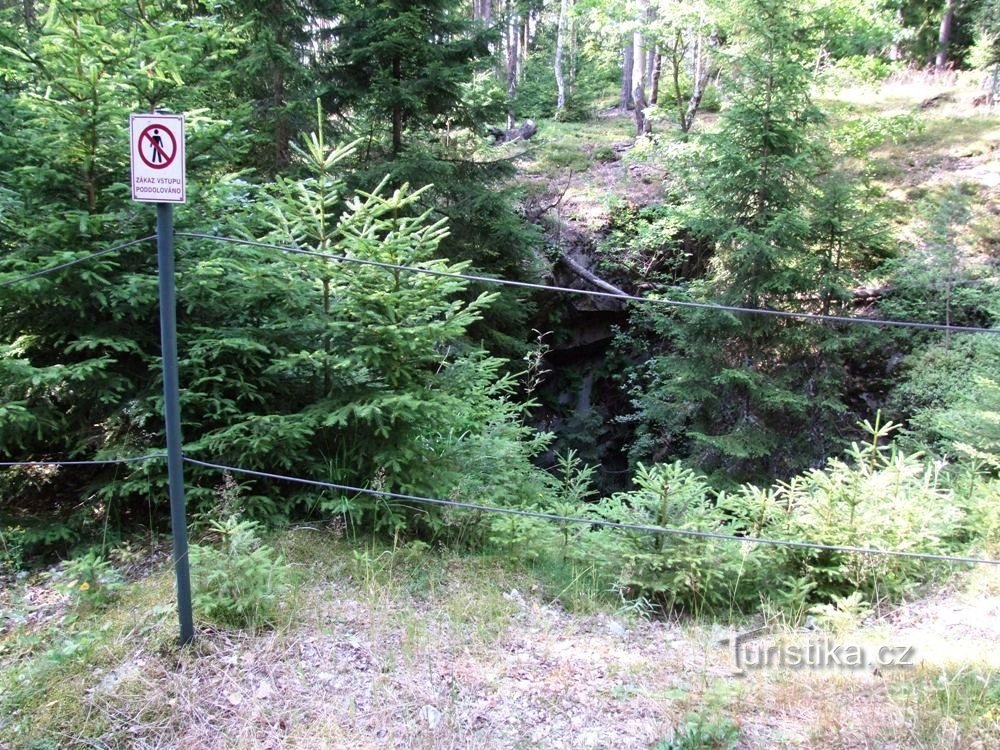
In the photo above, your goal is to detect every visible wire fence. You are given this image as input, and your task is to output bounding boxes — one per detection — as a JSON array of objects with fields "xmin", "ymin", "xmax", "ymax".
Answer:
[
  {"xmin": 184, "ymin": 456, "xmax": 1000, "ymax": 567},
  {"xmin": 0, "ymin": 454, "xmax": 165, "ymax": 468},
  {"xmin": 2, "ymin": 227, "xmax": 999, "ymax": 571},
  {"xmin": 178, "ymin": 232, "xmax": 1000, "ymax": 336},
  {"xmin": 0, "ymin": 235, "xmax": 156, "ymax": 289}
]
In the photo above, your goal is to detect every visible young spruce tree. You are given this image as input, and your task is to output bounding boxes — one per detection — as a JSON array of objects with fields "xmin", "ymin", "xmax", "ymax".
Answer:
[{"xmin": 630, "ymin": 0, "xmax": 849, "ymax": 483}]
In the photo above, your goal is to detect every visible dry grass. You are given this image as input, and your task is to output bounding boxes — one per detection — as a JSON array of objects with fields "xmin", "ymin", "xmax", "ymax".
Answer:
[{"xmin": 3, "ymin": 532, "xmax": 1000, "ymax": 749}]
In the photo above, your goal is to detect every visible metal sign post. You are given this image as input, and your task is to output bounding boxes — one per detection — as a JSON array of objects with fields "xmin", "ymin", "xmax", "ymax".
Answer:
[{"xmin": 131, "ymin": 112, "xmax": 193, "ymax": 644}]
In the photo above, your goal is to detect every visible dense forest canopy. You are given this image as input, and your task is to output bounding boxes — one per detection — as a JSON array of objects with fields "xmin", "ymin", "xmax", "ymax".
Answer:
[{"xmin": 1, "ymin": 0, "xmax": 998, "ymax": 613}]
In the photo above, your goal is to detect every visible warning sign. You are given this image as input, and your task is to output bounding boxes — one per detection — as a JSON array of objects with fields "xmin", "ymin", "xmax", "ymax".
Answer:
[{"xmin": 130, "ymin": 113, "xmax": 185, "ymax": 203}]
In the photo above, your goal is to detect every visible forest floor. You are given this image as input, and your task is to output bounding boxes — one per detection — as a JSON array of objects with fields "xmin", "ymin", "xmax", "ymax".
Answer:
[{"xmin": 1, "ymin": 531, "xmax": 999, "ymax": 749}]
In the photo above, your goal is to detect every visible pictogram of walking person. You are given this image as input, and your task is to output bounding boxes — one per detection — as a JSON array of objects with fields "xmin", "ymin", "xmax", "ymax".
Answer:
[{"xmin": 151, "ymin": 129, "xmax": 164, "ymax": 163}]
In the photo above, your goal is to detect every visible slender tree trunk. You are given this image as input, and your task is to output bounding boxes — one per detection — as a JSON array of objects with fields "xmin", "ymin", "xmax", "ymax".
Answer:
[
  {"xmin": 519, "ymin": 15, "xmax": 527, "ymax": 81},
  {"xmin": 392, "ymin": 54, "xmax": 403, "ymax": 154},
  {"xmin": 621, "ymin": 43, "xmax": 634, "ymax": 110},
  {"xmin": 506, "ymin": 4, "xmax": 519, "ymax": 129},
  {"xmin": 555, "ymin": 0, "xmax": 569, "ymax": 113},
  {"xmin": 936, "ymin": 0, "xmax": 956, "ymax": 71},
  {"xmin": 670, "ymin": 31, "xmax": 684, "ymax": 129},
  {"xmin": 632, "ymin": 28, "xmax": 647, "ymax": 134},
  {"xmin": 889, "ymin": 7, "xmax": 904, "ymax": 61},
  {"xmin": 22, "ymin": 0, "xmax": 35, "ymax": 28},
  {"xmin": 270, "ymin": 0, "xmax": 290, "ymax": 170},
  {"xmin": 569, "ymin": 10, "xmax": 576, "ymax": 98},
  {"xmin": 650, "ymin": 49, "xmax": 661, "ymax": 104},
  {"xmin": 682, "ymin": 31, "xmax": 713, "ymax": 132}
]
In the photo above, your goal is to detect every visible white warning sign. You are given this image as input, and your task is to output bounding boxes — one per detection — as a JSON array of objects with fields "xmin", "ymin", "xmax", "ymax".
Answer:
[{"xmin": 130, "ymin": 113, "xmax": 185, "ymax": 203}]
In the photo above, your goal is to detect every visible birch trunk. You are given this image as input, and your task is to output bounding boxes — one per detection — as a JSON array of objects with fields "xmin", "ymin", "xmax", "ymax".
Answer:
[
  {"xmin": 621, "ymin": 43, "xmax": 634, "ymax": 110},
  {"xmin": 506, "ymin": 4, "xmax": 519, "ymax": 129},
  {"xmin": 632, "ymin": 28, "xmax": 648, "ymax": 134},
  {"xmin": 555, "ymin": 0, "xmax": 569, "ymax": 113}
]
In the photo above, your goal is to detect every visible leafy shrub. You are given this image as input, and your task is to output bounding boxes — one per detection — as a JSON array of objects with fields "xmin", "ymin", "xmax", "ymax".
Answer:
[
  {"xmin": 590, "ymin": 417, "xmax": 973, "ymax": 618},
  {"xmin": 740, "ymin": 417, "xmax": 968, "ymax": 607},
  {"xmin": 592, "ymin": 145, "xmax": 617, "ymax": 163},
  {"xmin": 821, "ymin": 55, "xmax": 899, "ymax": 86},
  {"xmin": 654, "ymin": 711, "xmax": 740, "ymax": 749},
  {"xmin": 52, "ymin": 550, "xmax": 123, "ymax": 607},
  {"xmin": 829, "ymin": 112, "xmax": 923, "ymax": 157},
  {"xmin": 890, "ymin": 336, "xmax": 1000, "ymax": 470},
  {"xmin": 190, "ymin": 517, "xmax": 290, "ymax": 629}
]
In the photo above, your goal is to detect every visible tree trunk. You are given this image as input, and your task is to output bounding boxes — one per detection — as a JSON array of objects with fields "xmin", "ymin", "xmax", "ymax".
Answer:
[
  {"xmin": 632, "ymin": 28, "xmax": 647, "ymax": 134},
  {"xmin": 570, "ymin": 12, "xmax": 578, "ymax": 99},
  {"xmin": 474, "ymin": 0, "xmax": 494, "ymax": 23},
  {"xmin": 935, "ymin": 0, "xmax": 955, "ymax": 71},
  {"xmin": 555, "ymin": 0, "xmax": 569, "ymax": 113},
  {"xmin": 682, "ymin": 32, "xmax": 713, "ymax": 132},
  {"xmin": 889, "ymin": 7, "xmax": 904, "ymax": 61},
  {"xmin": 506, "ymin": 5, "xmax": 519, "ymax": 129},
  {"xmin": 270, "ymin": 0, "xmax": 290, "ymax": 171},
  {"xmin": 392, "ymin": 54, "xmax": 403, "ymax": 154},
  {"xmin": 645, "ymin": 45, "xmax": 656, "ymax": 91},
  {"xmin": 519, "ymin": 14, "xmax": 528, "ymax": 81},
  {"xmin": 670, "ymin": 30, "xmax": 684, "ymax": 129},
  {"xmin": 273, "ymin": 61, "xmax": 290, "ymax": 169},
  {"xmin": 621, "ymin": 43, "xmax": 634, "ymax": 110},
  {"xmin": 650, "ymin": 50, "xmax": 661, "ymax": 104},
  {"xmin": 22, "ymin": 0, "xmax": 35, "ymax": 28}
]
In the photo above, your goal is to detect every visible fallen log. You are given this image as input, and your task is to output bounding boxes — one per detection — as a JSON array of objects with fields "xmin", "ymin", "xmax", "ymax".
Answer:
[{"xmin": 557, "ymin": 253, "xmax": 629, "ymax": 298}]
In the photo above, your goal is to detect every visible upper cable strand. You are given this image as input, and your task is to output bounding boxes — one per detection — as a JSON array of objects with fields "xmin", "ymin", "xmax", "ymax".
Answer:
[{"xmin": 177, "ymin": 232, "xmax": 1000, "ymax": 335}]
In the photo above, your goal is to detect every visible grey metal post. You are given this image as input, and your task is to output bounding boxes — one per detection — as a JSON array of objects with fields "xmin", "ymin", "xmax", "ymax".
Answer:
[{"xmin": 156, "ymin": 202, "xmax": 194, "ymax": 645}]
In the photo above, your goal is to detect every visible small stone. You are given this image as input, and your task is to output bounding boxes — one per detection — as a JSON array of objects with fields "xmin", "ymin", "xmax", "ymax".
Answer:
[
  {"xmin": 419, "ymin": 704, "xmax": 442, "ymax": 730},
  {"xmin": 255, "ymin": 680, "xmax": 273, "ymax": 699},
  {"xmin": 607, "ymin": 620, "xmax": 627, "ymax": 639}
]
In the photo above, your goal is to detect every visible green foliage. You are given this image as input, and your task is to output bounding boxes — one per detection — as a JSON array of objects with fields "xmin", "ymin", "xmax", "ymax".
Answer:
[
  {"xmin": 891, "ymin": 336, "xmax": 1000, "ymax": 469},
  {"xmin": 598, "ymin": 202, "xmax": 691, "ymax": 284},
  {"xmin": 829, "ymin": 112, "xmax": 924, "ymax": 157},
  {"xmin": 0, "ymin": 0, "xmax": 253, "ymax": 527},
  {"xmin": 514, "ymin": 16, "xmax": 618, "ymax": 122},
  {"xmin": 580, "ymin": 417, "xmax": 971, "ymax": 618},
  {"xmin": 156, "ymin": 120, "xmax": 553, "ymax": 536},
  {"xmin": 750, "ymin": 416, "xmax": 964, "ymax": 604},
  {"xmin": 820, "ymin": 55, "xmax": 899, "ymax": 86},
  {"xmin": 809, "ymin": 0, "xmax": 897, "ymax": 61},
  {"xmin": 620, "ymin": 0, "xmax": 911, "ymax": 483},
  {"xmin": 322, "ymin": 0, "xmax": 493, "ymax": 154},
  {"xmin": 808, "ymin": 590, "xmax": 872, "ymax": 633},
  {"xmin": 970, "ymin": 0, "xmax": 1000, "ymax": 69},
  {"xmin": 881, "ymin": 186, "xmax": 999, "ymax": 329},
  {"xmin": 51, "ymin": 550, "xmax": 124, "ymax": 607},
  {"xmin": 190, "ymin": 516, "xmax": 290, "ymax": 629},
  {"xmin": 0, "ymin": 515, "xmax": 79, "ymax": 569},
  {"xmin": 654, "ymin": 711, "xmax": 740, "ymax": 750},
  {"xmin": 587, "ymin": 462, "xmax": 759, "ymax": 616}
]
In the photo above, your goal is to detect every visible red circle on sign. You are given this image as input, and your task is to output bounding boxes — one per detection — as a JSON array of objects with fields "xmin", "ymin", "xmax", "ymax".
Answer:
[{"xmin": 138, "ymin": 124, "xmax": 177, "ymax": 169}]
